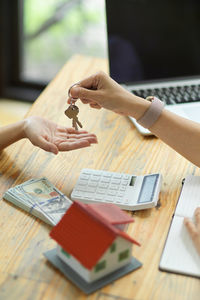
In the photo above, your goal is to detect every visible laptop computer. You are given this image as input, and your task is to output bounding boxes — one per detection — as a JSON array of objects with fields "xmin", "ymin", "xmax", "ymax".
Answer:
[{"xmin": 105, "ymin": 0, "xmax": 200, "ymax": 135}]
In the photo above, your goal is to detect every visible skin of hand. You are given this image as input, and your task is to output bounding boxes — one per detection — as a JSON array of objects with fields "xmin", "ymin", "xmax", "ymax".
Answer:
[
  {"xmin": 68, "ymin": 71, "xmax": 147, "ymax": 119},
  {"xmin": 68, "ymin": 72, "xmax": 200, "ymax": 167},
  {"xmin": 23, "ymin": 116, "xmax": 98, "ymax": 154},
  {"xmin": 184, "ymin": 207, "xmax": 200, "ymax": 255},
  {"xmin": 0, "ymin": 116, "xmax": 97, "ymax": 154}
]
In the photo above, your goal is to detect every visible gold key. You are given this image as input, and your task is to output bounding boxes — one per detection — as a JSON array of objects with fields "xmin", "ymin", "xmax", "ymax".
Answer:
[
  {"xmin": 65, "ymin": 83, "xmax": 83, "ymax": 130},
  {"xmin": 65, "ymin": 104, "xmax": 83, "ymax": 130}
]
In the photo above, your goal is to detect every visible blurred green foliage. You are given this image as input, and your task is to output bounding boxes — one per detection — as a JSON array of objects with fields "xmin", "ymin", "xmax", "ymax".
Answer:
[
  {"xmin": 23, "ymin": 0, "xmax": 106, "ymax": 81},
  {"xmin": 24, "ymin": 0, "xmax": 101, "ymax": 36}
]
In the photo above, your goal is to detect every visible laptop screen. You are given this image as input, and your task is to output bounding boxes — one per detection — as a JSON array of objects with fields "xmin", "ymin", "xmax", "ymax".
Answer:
[{"xmin": 106, "ymin": 0, "xmax": 200, "ymax": 84}]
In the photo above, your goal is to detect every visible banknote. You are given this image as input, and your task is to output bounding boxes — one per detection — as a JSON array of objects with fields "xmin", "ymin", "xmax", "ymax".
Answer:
[{"xmin": 3, "ymin": 178, "xmax": 72, "ymax": 225}]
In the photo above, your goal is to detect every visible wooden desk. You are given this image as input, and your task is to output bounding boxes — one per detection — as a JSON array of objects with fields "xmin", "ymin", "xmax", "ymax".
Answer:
[{"xmin": 0, "ymin": 55, "xmax": 199, "ymax": 300}]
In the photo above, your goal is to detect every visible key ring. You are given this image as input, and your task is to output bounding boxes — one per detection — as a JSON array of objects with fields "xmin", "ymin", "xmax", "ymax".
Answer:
[{"xmin": 68, "ymin": 83, "xmax": 80, "ymax": 105}]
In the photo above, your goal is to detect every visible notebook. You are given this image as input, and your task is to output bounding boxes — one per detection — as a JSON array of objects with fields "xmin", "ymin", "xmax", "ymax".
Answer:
[
  {"xmin": 106, "ymin": 0, "xmax": 200, "ymax": 135},
  {"xmin": 159, "ymin": 175, "xmax": 200, "ymax": 277}
]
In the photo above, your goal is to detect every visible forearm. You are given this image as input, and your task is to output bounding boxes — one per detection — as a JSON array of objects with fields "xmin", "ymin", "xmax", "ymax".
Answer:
[
  {"xmin": 127, "ymin": 94, "xmax": 200, "ymax": 167},
  {"xmin": 0, "ymin": 120, "xmax": 26, "ymax": 151},
  {"xmin": 70, "ymin": 72, "xmax": 200, "ymax": 166},
  {"xmin": 150, "ymin": 109, "xmax": 200, "ymax": 167}
]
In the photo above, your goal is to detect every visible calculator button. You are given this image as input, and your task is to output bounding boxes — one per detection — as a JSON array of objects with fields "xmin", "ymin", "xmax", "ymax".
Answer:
[
  {"xmin": 88, "ymin": 181, "xmax": 98, "ymax": 187},
  {"xmin": 109, "ymin": 184, "xmax": 119, "ymax": 190},
  {"xmin": 80, "ymin": 174, "xmax": 90, "ymax": 180},
  {"xmin": 78, "ymin": 180, "xmax": 87, "ymax": 186},
  {"xmin": 99, "ymin": 182, "xmax": 109, "ymax": 188},
  {"xmin": 117, "ymin": 192, "xmax": 124, "ymax": 197},
  {"xmin": 108, "ymin": 190, "xmax": 117, "ymax": 196},
  {"xmin": 93, "ymin": 170, "xmax": 102, "ymax": 174},
  {"xmin": 100, "ymin": 177, "xmax": 110, "ymax": 183},
  {"xmin": 119, "ymin": 186, "xmax": 126, "ymax": 191},
  {"xmin": 110, "ymin": 179, "xmax": 121, "ymax": 184},
  {"xmin": 87, "ymin": 187, "xmax": 96, "ymax": 193},
  {"xmin": 105, "ymin": 196, "xmax": 114, "ymax": 202},
  {"xmin": 72, "ymin": 191, "xmax": 82, "ymax": 197},
  {"xmin": 96, "ymin": 188, "xmax": 106, "ymax": 194},
  {"xmin": 82, "ymin": 170, "xmax": 91, "ymax": 175},
  {"xmin": 91, "ymin": 175, "xmax": 100, "ymax": 181},
  {"xmin": 75, "ymin": 186, "xmax": 86, "ymax": 192},
  {"xmin": 121, "ymin": 180, "xmax": 129, "ymax": 186},
  {"xmin": 113, "ymin": 174, "xmax": 122, "ymax": 179},
  {"xmin": 75, "ymin": 191, "xmax": 86, "ymax": 197},
  {"xmin": 102, "ymin": 173, "xmax": 112, "ymax": 178},
  {"xmin": 123, "ymin": 175, "xmax": 130, "ymax": 180},
  {"xmin": 83, "ymin": 194, "xmax": 93, "ymax": 199}
]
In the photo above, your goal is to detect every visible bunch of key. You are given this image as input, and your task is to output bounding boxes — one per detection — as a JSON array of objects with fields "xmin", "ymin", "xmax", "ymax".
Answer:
[{"xmin": 65, "ymin": 84, "xmax": 83, "ymax": 130}]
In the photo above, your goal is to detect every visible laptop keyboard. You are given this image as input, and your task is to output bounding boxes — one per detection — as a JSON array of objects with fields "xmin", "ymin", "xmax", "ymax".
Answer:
[{"xmin": 132, "ymin": 84, "xmax": 200, "ymax": 105}]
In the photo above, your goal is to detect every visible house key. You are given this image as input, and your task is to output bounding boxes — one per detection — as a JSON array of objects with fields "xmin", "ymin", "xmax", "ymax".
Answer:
[
  {"xmin": 64, "ymin": 104, "xmax": 83, "ymax": 130},
  {"xmin": 65, "ymin": 84, "xmax": 83, "ymax": 130}
]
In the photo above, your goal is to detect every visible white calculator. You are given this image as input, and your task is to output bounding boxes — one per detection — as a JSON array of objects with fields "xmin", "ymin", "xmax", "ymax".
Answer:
[{"xmin": 71, "ymin": 169, "xmax": 162, "ymax": 211}]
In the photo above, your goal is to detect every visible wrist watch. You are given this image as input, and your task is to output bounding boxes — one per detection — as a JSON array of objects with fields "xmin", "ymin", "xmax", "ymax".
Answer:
[{"xmin": 137, "ymin": 96, "xmax": 164, "ymax": 129}]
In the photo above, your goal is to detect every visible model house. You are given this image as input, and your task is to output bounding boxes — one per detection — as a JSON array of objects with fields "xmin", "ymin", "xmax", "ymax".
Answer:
[{"xmin": 50, "ymin": 201, "xmax": 140, "ymax": 283}]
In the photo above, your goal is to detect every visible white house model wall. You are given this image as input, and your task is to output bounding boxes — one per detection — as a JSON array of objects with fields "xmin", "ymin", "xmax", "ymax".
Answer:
[{"xmin": 57, "ymin": 236, "xmax": 133, "ymax": 283}]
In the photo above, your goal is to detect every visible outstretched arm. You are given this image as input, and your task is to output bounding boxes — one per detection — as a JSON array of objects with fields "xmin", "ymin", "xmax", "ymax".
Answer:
[
  {"xmin": 0, "ymin": 120, "xmax": 27, "ymax": 151},
  {"xmin": 0, "ymin": 116, "xmax": 97, "ymax": 154},
  {"xmin": 68, "ymin": 72, "xmax": 200, "ymax": 167}
]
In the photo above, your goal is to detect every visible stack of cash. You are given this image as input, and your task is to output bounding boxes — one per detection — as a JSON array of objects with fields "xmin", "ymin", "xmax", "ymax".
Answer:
[{"xmin": 3, "ymin": 178, "xmax": 72, "ymax": 226}]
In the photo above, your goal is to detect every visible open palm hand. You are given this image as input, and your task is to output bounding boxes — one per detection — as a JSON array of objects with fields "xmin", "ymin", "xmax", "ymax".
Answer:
[{"xmin": 23, "ymin": 116, "xmax": 97, "ymax": 154}]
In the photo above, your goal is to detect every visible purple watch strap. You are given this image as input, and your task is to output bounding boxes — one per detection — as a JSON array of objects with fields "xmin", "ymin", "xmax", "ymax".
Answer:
[{"xmin": 137, "ymin": 97, "xmax": 164, "ymax": 129}]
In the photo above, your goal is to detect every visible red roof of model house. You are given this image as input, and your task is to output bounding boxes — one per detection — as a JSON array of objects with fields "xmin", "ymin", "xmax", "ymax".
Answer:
[{"xmin": 50, "ymin": 201, "xmax": 140, "ymax": 270}]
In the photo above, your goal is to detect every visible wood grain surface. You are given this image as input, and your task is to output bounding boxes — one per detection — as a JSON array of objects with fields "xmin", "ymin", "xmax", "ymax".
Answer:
[{"xmin": 0, "ymin": 55, "xmax": 199, "ymax": 300}]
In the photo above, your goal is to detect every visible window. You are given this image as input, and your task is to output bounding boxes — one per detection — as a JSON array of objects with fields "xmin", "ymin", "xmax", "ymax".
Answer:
[
  {"xmin": 23, "ymin": 0, "xmax": 107, "ymax": 83},
  {"xmin": 0, "ymin": 0, "xmax": 106, "ymax": 102},
  {"xmin": 0, "ymin": 0, "xmax": 44, "ymax": 102},
  {"xmin": 61, "ymin": 248, "xmax": 71, "ymax": 258},
  {"xmin": 95, "ymin": 260, "xmax": 106, "ymax": 272},
  {"xmin": 110, "ymin": 242, "xmax": 116, "ymax": 253},
  {"xmin": 118, "ymin": 249, "xmax": 129, "ymax": 262}
]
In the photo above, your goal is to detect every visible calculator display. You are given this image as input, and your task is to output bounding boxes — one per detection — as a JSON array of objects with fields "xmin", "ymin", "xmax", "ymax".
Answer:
[
  {"xmin": 129, "ymin": 176, "xmax": 136, "ymax": 186},
  {"xmin": 137, "ymin": 174, "xmax": 159, "ymax": 203}
]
